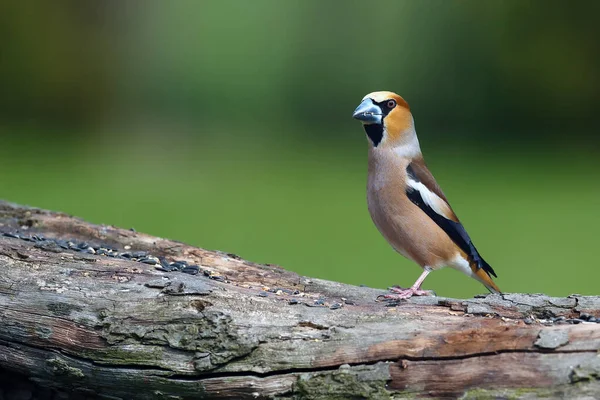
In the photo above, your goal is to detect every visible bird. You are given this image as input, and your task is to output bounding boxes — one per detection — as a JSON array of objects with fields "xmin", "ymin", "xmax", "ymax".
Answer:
[{"xmin": 352, "ymin": 91, "xmax": 500, "ymax": 299}]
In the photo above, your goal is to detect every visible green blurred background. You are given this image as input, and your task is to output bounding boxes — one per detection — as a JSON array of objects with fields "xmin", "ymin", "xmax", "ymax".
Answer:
[{"xmin": 1, "ymin": 1, "xmax": 599, "ymax": 297}]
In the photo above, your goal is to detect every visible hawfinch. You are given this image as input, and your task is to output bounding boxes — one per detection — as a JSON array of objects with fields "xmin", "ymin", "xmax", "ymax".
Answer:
[{"xmin": 352, "ymin": 91, "xmax": 500, "ymax": 299}]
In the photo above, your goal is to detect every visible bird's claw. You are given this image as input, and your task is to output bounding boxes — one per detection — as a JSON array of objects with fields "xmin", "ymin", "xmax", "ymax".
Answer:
[{"xmin": 379, "ymin": 286, "xmax": 435, "ymax": 300}]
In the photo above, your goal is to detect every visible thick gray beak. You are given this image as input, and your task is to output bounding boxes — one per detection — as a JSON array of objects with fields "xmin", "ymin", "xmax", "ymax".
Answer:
[{"xmin": 352, "ymin": 98, "xmax": 382, "ymax": 124}]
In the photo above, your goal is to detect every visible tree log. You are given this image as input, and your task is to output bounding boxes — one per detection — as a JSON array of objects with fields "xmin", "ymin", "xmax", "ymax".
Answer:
[{"xmin": 0, "ymin": 200, "xmax": 599, "ymax": 400}]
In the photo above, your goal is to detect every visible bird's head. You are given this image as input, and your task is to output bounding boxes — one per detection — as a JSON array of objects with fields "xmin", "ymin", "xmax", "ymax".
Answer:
[{"xmin": 352, "ymin": 91, "xmax": 417, "ymax": 151}]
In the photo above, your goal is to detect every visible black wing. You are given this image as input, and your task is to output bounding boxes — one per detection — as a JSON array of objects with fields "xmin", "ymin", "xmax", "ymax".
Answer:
[{"xmin": 405, "ymin": 181, "xmax": 497, "ymax": 278}]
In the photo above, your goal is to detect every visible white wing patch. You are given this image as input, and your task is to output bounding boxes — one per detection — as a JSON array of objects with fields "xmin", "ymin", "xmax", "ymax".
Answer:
[{"xmin": 406, "ymin": 178, "xmax": 454, "ymax": 220}]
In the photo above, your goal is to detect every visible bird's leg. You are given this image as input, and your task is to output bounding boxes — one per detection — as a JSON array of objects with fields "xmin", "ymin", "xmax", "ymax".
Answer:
[{"xmin": 383, "ymin": 268, "xmax": 434, "ymax": 299}]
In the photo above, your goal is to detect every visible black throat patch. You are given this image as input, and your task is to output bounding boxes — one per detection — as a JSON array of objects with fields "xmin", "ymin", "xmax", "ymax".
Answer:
[{"xmin": 363, "ymin": 124, "xmax": 383, "ymax": 147}]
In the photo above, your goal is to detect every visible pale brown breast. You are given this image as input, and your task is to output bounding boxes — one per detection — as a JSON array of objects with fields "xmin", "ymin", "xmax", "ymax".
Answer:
[{"xmin": 367, "ymin": 149, "xmax": 460, "ymax": 269}]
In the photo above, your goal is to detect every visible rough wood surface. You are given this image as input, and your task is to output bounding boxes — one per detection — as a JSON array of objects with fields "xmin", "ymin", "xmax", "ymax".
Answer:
[{"xmin": 0, "ymin": 200, "xmax": 599, "ymax": 399}]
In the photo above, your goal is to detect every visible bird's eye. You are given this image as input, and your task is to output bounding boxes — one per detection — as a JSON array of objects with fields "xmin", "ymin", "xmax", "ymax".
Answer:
[{"xmin": 386, "ymin": 100, "xmax": 397, "ymax": 109}]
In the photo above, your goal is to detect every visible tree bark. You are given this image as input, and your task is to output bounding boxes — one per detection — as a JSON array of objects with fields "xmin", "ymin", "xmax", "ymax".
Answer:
[{"xmin": 0, "ymin": 200, "xmax": 599, "ymax": 399}]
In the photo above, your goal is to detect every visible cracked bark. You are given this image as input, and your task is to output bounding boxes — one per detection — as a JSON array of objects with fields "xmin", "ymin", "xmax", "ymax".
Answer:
[{"xmin": 0, "ymin": 200, "xmax": 599, "ymax": 400}]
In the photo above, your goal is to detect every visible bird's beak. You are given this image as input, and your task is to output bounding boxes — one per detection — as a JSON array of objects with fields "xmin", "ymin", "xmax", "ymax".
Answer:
[{"xmin": 352, "ymin": 98, "xmax": 382, "ymax": 124}]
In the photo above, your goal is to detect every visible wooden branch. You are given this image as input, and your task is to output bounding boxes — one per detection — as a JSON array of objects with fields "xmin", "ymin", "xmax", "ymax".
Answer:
[{"xmin": 0, "ymin": 200, "xmax": 599, "ymax": 399}]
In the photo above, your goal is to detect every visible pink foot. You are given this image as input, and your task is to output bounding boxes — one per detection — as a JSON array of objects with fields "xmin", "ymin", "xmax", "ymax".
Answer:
[{"xmin": 380, "ymin": 286, "xmax": 434, "ymax": 300}]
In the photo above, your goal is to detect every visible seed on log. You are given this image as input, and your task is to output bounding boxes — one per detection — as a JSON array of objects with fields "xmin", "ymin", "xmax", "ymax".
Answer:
[
  {"xmin": 171, "ymin": 261, "xmax": 188, "ymax": 270},
  {"xmin": 182, "ymin": 265, "xmax": 200, "ymax": 275},
  {"xmin": 132, "ymin": 251, "xmax": 147, "ymax": 259},
  {"xmin": 210, "ymin": 274, "xmax": 225, "ymax": 282},
  {"xmin": 579, "ymin": 313, "xmax": 592, "ymax": 321}
]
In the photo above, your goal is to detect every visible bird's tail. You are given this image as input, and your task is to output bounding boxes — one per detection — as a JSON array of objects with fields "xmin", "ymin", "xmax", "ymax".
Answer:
[{"xmin": 472, "ymin": 260, "xmax": 501, "ymax": 294}]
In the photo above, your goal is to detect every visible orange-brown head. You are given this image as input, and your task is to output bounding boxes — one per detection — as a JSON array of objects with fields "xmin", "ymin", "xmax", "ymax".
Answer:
[{"xmin": 352, "ymin": 91, "xmax": 417, "ymax": 151}]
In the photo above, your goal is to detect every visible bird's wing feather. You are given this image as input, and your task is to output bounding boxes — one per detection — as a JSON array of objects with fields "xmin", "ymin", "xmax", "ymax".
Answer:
[
  {"xmin": 405, "ymin": 158, "xmax": 457, "ymax": 219},
  {"xmin": 405, "ymin": 158, "xmax": 497, "ymax": 278}
]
